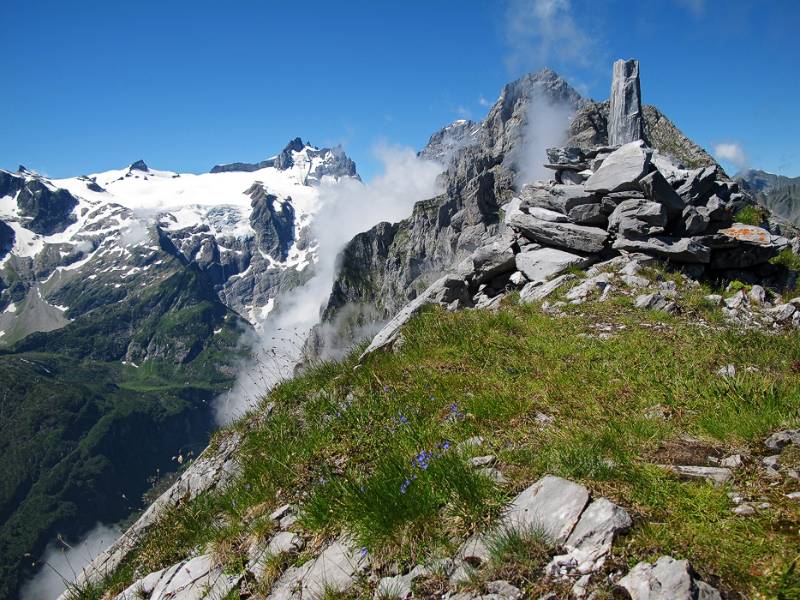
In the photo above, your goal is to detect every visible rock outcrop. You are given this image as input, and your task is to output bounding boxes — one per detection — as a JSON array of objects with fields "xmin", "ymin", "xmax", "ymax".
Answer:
[
  {"xmin": 210, "ymin": 159, "xmax": 275, "ymax": 173},
  {"xmin": 100, "ymin": 474, "xmax": 642, "ymax": 600},
  {"xmin": 247, "ymin": 183, "xmax": 296, "ymax": 261},
  {"xmin": 617, "ymin": 556, "xmax": 721, "ymax": 599},
  {"xmin": 10, "ymin": 175, "xmax": 78, "ymax": 235}
]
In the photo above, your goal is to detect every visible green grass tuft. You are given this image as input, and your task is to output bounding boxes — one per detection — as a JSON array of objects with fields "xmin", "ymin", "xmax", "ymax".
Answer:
[{"xmin": 734, "ymin": 205, "xmax": 767, "ymax": 226}]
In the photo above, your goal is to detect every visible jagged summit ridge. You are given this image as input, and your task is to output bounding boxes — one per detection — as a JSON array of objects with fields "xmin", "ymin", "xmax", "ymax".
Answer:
[
  {"xmin": 419, "ymin": 68, "xmax": 585, "ymax": 172},
  {"xmin": 129, "ymin": 159, "xmax": 149, "ymax": 172},
  {"xmin": 736, "ymin": 168, "xmax": 800, "ymax": 228},
  {"xmin": 418, "ymin": 119, "xmax": 481, "ymax": 164},
  {"xmin": 210, "ymin": 137, "xmax": 358, "ymax": 183}
]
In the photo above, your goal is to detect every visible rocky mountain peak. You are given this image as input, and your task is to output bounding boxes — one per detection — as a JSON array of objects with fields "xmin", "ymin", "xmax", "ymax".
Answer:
[
  {"xmin": 210, "ymin": 138, "xmax": 357, "ymax": 183},
  {"xmin": 274, "ymin": 137, "xmax": 308, "ymax": 170},
  {"xmin": 481, "ymin": 67, "xmax": 584, "ymax": 160},
  {"xmin": 246, "ymin": 182, "xmax": 296, "ymax": 261},
  {"xmin": 418, "ymin": 119, "xmax": 481, "ymax": 165},
  {"xmin": 500, "ymin": 68, "xmax": 582, "ymax": 112},
  {"xmin": 129, "ymin": 159, "xmax": 149, "ymax": 172}
]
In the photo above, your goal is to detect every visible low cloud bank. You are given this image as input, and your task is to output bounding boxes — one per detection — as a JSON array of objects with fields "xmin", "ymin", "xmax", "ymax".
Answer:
[
  {"xmin": 514, "ymin": 95, "xmax": 575, "ymax": 187},
  {"xmin": 214, "ymin": 145, "xmax": 443, "ymax": 425},
  {"xmin": 714, "ymin": 142, "xmax": 748, "ymax": 171},
  {"xmin": 20, "ymin": 523, "xmax": 121, "ymax": 600}
]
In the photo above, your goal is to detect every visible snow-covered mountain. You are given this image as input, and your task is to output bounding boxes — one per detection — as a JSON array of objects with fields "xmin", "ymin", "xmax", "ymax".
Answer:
[
  {"xmin": 0, "ymin": 139, "xmax": 358, "ymax": 345},
  {"xmin": 0, "ymin": 138, "xmax": 361, "ymax": 598}
]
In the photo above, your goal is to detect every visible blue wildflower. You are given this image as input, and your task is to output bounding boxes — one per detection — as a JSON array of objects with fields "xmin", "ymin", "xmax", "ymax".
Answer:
[
  {"xmin": 400, "ymin": 478, "xmax": 411, "ymax": 494},
  {"xmin": 413, "ymin": 450, "xmax": 432, "ymax": 470},
  {"xmin": 360, "ymin": 547, "xmax": 368, "ymax": 558}
]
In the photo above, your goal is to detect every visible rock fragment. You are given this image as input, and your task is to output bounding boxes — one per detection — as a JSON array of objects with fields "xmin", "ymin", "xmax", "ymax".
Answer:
[
  {"xmin": 500, "ymin": 476, "xmax": 589, "ymax": 544},
  {"xmin": 616, "ymin": 556, "xmax": 721, "ymax": 599},
  {"xmin": 515, "ymin": 247, "xmax": 592, "ymax": 283},
  {"xmin": 765, "ymin": 430, "xmax": 800, "ymax": 452},
  {"xmin": 584, "ymin": 141, "xmax": 651, "ymax": 194}
]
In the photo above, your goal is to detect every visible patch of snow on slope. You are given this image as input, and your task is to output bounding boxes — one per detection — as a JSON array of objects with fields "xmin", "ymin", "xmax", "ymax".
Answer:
[{"xmin": 7, "ymin": 222, "xmax": 44, "ymax": 258}]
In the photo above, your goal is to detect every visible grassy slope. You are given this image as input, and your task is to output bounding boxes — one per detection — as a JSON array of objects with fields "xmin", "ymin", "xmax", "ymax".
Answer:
[{"xmin": 79, "ymin": 270, "xmax": 800, "ymax": 599}]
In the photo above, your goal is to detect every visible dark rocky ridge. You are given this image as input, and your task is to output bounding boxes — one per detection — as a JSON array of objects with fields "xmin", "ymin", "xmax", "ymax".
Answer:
[
  {"xmin": 210, "ymin": 160, "xmax": 275, "ymax": 174},
  {"xmin": 567, "ymin": 101, "xmax": 718, "ymax": 170},
  {"xmin": 736, "ymin": 169, "xmax": 800, "ymax": 227},
  {"xmin": 418, "ymin": 119, "xmax": 480, "ymax": 164},
  {"xmin": 247, "ymin": 182, "xmax": 296, "ymax": 262},
  {"xmin": 11, "ymin": 175, "xmax": 78, "ymax": 235},
  {"xmin": 210, "ymin": 137, "xmax": 358, "ymax": 182},
  {"xmin": 0, "ymin": 220, "xmax": 14, "ymax": 258},
  {"xmin": 0, "ymin": 169, "xmax": 26, "ymax": 198}
]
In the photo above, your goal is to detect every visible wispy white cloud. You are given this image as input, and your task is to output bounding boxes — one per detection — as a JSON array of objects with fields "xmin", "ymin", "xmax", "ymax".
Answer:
[
  {"xmin": 503, "ymin": 0, "xmax": 594, "ymax": 73},
  {"xmin": 456, "ymin": 105, "xmax": 472, "ymax": 118},
  {"xmin": 213, "ymin": 146, "xmax": 444, "ymax": 424},
  {"xmin": 478, "ymin": 95, "xmax": 491, "ymax": 107},
  {"xmin": 676, "ymin": 0, "xmax": 705, "ymax": 17},
  {"xmin": 714, "ymin": 142, "xmax": 748, "ymax": 170},
  {"xmin": 21, "ymin": 523, "xmax": 122, "ymax": 600}
]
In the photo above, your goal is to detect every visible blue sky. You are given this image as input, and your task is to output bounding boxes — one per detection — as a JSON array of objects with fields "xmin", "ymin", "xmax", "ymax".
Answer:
[{"xmin": 2, "ymin": 0, "xmax": 798, "ymax": 180}]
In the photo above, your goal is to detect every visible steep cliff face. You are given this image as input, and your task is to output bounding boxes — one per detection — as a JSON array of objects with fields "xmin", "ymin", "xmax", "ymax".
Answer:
[
  {"xmin": 12, "ymin": 177, "xmax": 79, "ymax": 235},
  {"xmin": 0, "ymin": 220, "xmax": 13, "ymax": 258},
  {"xmin": 246, "ymin": 183, "xmax": 296, "ymax": 261}
]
